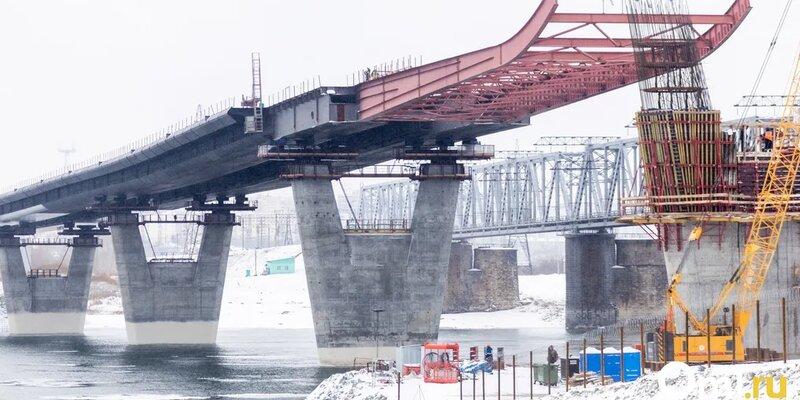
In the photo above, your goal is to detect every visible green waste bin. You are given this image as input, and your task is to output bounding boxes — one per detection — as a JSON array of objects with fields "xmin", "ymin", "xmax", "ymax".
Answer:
[{"xmin": 533, "ymin": 363, "xmax": 559, "ymax": 386}]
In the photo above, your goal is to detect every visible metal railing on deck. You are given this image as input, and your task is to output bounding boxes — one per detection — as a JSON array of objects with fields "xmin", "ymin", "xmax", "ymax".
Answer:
[{"xmin": 1, "ymin": 97, "xmax": 237, "ymax": 194}]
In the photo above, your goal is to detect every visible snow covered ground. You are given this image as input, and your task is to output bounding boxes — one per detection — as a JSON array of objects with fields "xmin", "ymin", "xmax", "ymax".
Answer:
[
  {"xmin": 308, "ymin": 360, "xmax": 800, "ymax": 400},
  {"xmin": 7, "ymin": 245, "xmax": 562, "ymax": 331},
  {"xmin": 441, "ymin": 274, "xmax": 564, "ymax": 330},
  {"xmin": 218, "ymin": 246, "xmax": 313, "ymax": 329}
]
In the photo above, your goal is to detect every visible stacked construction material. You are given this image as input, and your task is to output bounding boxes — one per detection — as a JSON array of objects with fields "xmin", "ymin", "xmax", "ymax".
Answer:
[{"xmin": 637, "ymin": 110, "xmax": 737, "ymax": 213}]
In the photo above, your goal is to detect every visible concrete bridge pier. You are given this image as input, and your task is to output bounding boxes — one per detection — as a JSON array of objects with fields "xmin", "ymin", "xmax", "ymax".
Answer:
[
  {"xmin": 610, "ymin": 239, "xmax": 667, "ymax": 322},
  {"xmin": 292, "ymin": 163, "xmax": 461, "ymax": 366},
  {"xmin": 0, "ymin": 226, "xmax": 106, "ymax": 336},
  {"xmin": 108, "ymin": 211, "xmax": 236, "ymax": 345},
  {"xmin": 564, "ymin": 231, "xmax": 617, "ymax": 333}
]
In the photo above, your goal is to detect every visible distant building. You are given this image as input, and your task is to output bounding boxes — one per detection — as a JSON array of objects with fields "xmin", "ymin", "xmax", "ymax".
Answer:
[{"xmin": 262, "ymin": 246, "xmax": 301, "ymax": 275}]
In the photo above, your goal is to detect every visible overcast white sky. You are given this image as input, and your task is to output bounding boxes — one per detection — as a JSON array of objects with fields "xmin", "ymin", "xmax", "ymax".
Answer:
[{"xmin": 0, "ymin": 0, "xmax": 797, "ymax": 190}]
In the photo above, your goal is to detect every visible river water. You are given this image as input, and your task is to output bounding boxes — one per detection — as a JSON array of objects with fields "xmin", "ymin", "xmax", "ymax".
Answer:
[{"xmin": 0, "ymin": 326, "xmax": 567, "ymax": 400}]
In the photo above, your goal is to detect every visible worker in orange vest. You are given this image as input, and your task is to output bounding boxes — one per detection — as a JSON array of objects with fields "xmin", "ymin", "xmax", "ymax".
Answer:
[{"xmin": 764, "ymin": 128, "xmax": 774, "ymax": 151}]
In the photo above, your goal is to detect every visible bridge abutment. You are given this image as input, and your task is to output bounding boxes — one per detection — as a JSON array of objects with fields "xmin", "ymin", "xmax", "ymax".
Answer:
[
  {"xmin": 292, "ymin": 164, "xmax": 461, "ymax": 366},
  {"xmin": 564, "ymin": 231, "xmax": 617, "ymax": 333},
  {"xmin": 0, "ymin": 231, "xmax": 102, "ymax": 336},
  {"xmin": 109, "ymin": 212, "xmax": 234, "ymax": 345}
]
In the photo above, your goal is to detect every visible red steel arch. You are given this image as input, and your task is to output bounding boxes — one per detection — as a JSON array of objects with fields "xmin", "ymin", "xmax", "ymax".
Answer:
[{"xmin": 358, "ymin": 0, "xmax": 750, "ymax": 123}]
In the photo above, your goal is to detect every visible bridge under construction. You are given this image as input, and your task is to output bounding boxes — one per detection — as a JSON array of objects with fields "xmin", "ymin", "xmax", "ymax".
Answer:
[{"xmin": 0, "ymin": 0, "xmax": 768, "ymax": 367}]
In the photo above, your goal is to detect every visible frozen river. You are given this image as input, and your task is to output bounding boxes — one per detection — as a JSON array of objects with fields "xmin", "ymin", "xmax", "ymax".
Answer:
[{"xmin": 0, "ymin": 326, "xmax": 569, "ymax": 400}]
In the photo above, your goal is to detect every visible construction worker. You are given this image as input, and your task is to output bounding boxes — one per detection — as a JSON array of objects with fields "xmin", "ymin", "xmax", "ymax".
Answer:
[
  {"xmin": 547, "ymin": 345, "xmax": 559, "ymax": 365},
  {"xmin": 764, "ymin": 128, "xmax": 774, "ymax": 151}
]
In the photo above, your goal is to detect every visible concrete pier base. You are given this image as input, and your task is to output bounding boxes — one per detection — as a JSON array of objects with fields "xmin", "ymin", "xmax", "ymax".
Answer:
[
  {"xmin": 664, "ymin": 222, "xmax": 800, "ymax": 358},
  {"xmin": 109, "ymin": 212, "xmax": 234, "ymax": 345},
  {"xmin": 125, "ymin": 320, "xmax": 219, "ymax": 344},
  {"xmin": 0, "ymin": 236, "xmax": 98, "ymax": 336},
  {"xmin": 7, "ymin": 312, "xmax": 86, "ymax": 336},
  {"xmin": 293, "ymin": 164, "xmax": 461, "ymax": 366},
  {"xmin": 611, "ymin": 239, "xmax": 667, "ymax": 321},
  {"xmin": 443, "ymin": 243, "xmax": 519, "ymax": 313},
  {"xmin": 564, "ymin": 231, "xmax": 617, "ymax": 333}
]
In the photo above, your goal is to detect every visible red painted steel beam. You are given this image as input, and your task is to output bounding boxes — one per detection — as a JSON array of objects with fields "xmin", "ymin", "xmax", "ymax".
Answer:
[
  {"xmin": 358, "ymin": 0, "xmax": 558, "ymax": 117},
  {"xmin": 358, "ymin": 0, "xmax": 751, "ymax": 123},
  {"xmin": 532, "ymin": 38, "xmax": 633, "ymax": 48},
  {"xmin": 548, "ymin": 13, "xmax": 735, "ymax": 25},
  {"xmin": 521, "ymin": 51, "xmax": 633, "ymax": 63}
]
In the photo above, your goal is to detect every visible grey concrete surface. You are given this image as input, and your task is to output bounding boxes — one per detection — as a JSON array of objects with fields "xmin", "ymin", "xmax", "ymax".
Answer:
[
  {"xmin": 0, "ymin": 237, "xmax": 97, "ymax": 334},
  {"xmin": 292, "ymin": 164, "xmax": 460, "ymax": 365},
  {"xmin": 564, "ymin": 231, "xmax": 617, "ymax": 333},
  {"xmin": 663, "ymin": 222, "xmax": 800, "ymax": 358},
  {"xmin": 109, "ymin": 212, "xmax": 233, "ymax": 344},
  {"xmin": 611, "ymin": 239, "xmax": 667, "ymax": 322},
  {"xmin": 443, "ymin": 244, "xmax": 519, "ymax": 313}
]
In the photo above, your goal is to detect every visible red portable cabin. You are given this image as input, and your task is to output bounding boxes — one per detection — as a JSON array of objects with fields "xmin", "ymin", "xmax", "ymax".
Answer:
[{"xmin": 421, "ymin": 342, "xmax": 460, "ymax": 384}]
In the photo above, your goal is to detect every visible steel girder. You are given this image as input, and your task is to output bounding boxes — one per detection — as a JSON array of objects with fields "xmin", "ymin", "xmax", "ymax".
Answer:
[
  {"xmin": 357, "ymin": 138, "xmax": 643, "ymax": 238},
  {"xmin": 357, "ymin": 0, "xmax": 750, "ymax": 122}
]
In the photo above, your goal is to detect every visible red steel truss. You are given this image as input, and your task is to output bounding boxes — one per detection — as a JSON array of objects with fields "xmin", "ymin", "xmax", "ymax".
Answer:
[{"xmin": 358, "ymin": 0, "xmax": 750, "ymax": 123}]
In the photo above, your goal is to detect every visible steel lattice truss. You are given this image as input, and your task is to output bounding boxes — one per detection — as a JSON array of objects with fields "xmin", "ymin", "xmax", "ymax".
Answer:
[
  {"xmin": 357, "ymin": 0, "xmax": 750, "ymax": 122},
  {"xmin": 357, "ymin": 138, "xmax": 643, "ymax": 238}
]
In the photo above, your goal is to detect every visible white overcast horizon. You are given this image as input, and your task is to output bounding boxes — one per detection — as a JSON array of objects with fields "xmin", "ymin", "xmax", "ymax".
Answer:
[{"xmin": 0, "ymin": 0, "xmax": 796, "ymax": 192}]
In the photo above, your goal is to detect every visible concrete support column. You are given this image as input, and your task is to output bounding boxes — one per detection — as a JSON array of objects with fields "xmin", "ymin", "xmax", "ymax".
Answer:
[
  {"xmin": 109, "ymin": 212, "xmax": 234, "ymax": 345},
  {"xmin": 564, "ymin": 231, "xmax": 617, "ymax": 333},
  {"xmin": 443, "ymin": 244, "xmax": 519, "ymax": 313},
  {"xmin": 0, "ymin": 237, "xmax": 97, "ymax": 335},
  {"xmin": 293, "ymin": 164, "xmax": 461, "ymax": 366},
  {"xmin": 610, "ymin": 239, "xmax": 667, "ymax": 321},
  {"xmin": 443, "ymin": 242, "xmax": 473, "ymax": 313}
]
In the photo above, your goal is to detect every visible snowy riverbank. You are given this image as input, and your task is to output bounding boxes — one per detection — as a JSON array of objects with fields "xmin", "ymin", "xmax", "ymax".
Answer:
[{"xmin": 308, "ymin": 360, "xmax": 800, "ymax": 400}]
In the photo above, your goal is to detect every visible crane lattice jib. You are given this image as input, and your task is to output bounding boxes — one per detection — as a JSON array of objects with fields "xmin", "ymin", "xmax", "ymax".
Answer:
[{"xmin": 707, "ymin": 52, "xmax": 800, "ymax": 330}]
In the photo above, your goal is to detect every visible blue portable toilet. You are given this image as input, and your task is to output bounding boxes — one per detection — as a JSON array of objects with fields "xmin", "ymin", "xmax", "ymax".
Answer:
[
  {"xmin": 622, "ymin": 347, "xmax": 642, "ymax": 381},
  {"xmin": 580, "ymin": 346, "xmax": 643, "ymax": 382},
  {"xmin": 579, "ymin": 347, "xmax": 602, "ymax": 375},
  {"xmin": 602, "ymin": 347, "xmax": 621, "ymax": 381}
]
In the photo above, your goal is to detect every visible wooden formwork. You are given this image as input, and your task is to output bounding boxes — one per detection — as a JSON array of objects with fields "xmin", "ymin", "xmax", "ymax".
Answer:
[{"xmin": 636, "ymin": 110, "xmax": 737, "ymax": 213}]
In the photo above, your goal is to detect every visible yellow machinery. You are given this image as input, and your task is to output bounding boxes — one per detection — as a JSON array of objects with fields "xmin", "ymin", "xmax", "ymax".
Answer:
[{"xmin": 663, "ymin": 52, "xmax": 800, "ymax": 363}]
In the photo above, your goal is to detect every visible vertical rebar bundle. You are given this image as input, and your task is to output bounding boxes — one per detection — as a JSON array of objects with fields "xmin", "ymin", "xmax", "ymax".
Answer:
[
  {"xmin": 627, "ymin": 0, "xmax": 712, "ymax": 111},
  {"xmin": 628, "ymin": 0, "xmax": 736, "ymax": 212}
]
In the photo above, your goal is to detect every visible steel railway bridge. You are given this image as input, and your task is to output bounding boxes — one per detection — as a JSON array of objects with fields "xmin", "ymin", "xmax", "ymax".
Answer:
[{"xmin": 357, "ymin": 138, "xmax": 644, "ymax": 238}]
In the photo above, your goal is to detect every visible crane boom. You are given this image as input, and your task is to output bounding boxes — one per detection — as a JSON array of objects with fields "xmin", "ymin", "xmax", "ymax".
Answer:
[{"xmin": 706, "ymin": 51, "xmax": 800, "ymax": 331}]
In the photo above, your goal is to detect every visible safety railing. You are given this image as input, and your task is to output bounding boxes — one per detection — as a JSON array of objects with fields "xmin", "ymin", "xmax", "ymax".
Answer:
[
  {"xmin": 148, "ymin": 253, "xmax": 196, "ymax": 263},
  {"xmin": 344, "ymin": 219, "xmax": 410, "ymax": 233},
  {"xmin": 19, "ymin": 237, "xmax": 73, "ymax": 246},
  {"xmin": 620, "ymin": 193, "xmax": 800, "ymax": 216},
  {"xmin": 347, "ymin": 55, "xmax": 424, "ymax": 86},
  {"xmin": 396, "ymin": 145, "xmax": 496, "ymax": 160},
  {"xmin": 1, "ymin": 97, "xmax": 237, "ymax": 194},
  {"xmin": 339, "ymin": 164, "xmax": 418, "ymax": 178},
  {"xmin": 27, "ymin": 269, "xmax": 62, "ymax": 278},
  {"xmin": 138, "ymin": 214, "xmax": 206, "ymax": 224}
]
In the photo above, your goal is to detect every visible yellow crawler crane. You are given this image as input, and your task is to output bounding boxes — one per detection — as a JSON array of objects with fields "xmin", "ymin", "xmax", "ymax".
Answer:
[{"xmin": 666, "ymin": 52, "xmax": 800, "ymax": 363}]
